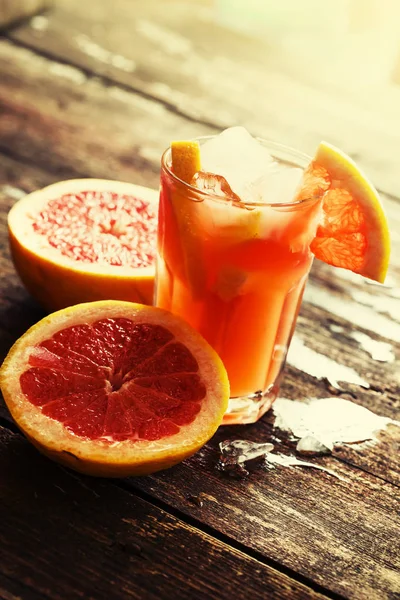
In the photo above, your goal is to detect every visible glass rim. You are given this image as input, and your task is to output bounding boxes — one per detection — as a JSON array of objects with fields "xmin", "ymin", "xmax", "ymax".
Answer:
[{"xmin": 161, "ymin": 135, "xmax": 315, "ymax": 208}]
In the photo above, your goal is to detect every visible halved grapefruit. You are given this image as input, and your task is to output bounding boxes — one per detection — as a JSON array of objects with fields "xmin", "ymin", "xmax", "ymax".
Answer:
[
  {"xmin": 0, "ymin": 301, "xmax": 229, "ymax": 477},
  {"xmin": 8, "ymin": 179, "xmax": 158, "ymax": 312}
]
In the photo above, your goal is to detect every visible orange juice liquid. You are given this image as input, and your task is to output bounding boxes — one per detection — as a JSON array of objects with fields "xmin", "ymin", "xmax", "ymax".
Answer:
[{"xmin": 156, "ymin": 146, "xmax": 321, "ymax": 424}]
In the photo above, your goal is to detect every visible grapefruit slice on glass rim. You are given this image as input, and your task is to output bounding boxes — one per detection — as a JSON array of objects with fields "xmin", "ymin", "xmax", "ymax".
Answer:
[
  {"xmin": 0, "ymin": 301, "xmax": 229, "ymax": 477},
  {"xmin": 171, "ymin": 138, "xmax": 390, "ymax": 284},
  {"xmin": 8, "ymin": 179, "xmax": 158, "ymax": 312},
  {"xmin": 296, "ymin": 141, "xmax": 390, "ymax": 283}
]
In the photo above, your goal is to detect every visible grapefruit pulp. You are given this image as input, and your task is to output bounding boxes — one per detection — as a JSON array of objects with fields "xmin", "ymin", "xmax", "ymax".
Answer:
[
  {"xmin": 8, "ymin": 179, "xmax": 158, "ymax": 312},
  {"xmin": 0, "ymin": 301, "xmax": 229, "ymax": 477}
]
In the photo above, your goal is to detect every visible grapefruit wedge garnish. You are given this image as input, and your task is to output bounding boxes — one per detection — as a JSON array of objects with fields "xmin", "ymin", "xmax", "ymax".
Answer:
[
  {"xmin": 8, "ymin": 179, "xmax": 159, "ymax": 312},
  {"xmin": 0, "ymin": 301, "xmax": 229, "ymax": 477},
  {"xmin": 300, "ymin": 141, "xmax": 390, "ymax": 283}
]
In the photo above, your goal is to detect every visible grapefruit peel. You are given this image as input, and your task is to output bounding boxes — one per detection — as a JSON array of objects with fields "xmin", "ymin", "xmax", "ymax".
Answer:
[
  {"xmin": 171, "ymin": 141, "xmax": 201, "ymax": 184},
  {"xmin": 168, "ymin": 141, "xmax": 207, "ymax": 296},
  {"xmin": 0, "ymin": 301, "xmax": 229, "ymax": 477},
  {"xmin": 8, "ymin": 179, "xmax": 159, "ymax": 311},
  {"xmin": 311, "ymin": 141, "xmax": 390, "ymax": 283}
]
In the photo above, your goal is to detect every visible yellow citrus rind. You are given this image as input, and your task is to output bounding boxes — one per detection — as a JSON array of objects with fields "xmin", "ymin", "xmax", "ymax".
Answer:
[
  {"xmin": 171, "ymin": 140, "xmax": 201, "ymax": 183},
  {"xmin": 315, "ymin": 141, "xmax": 390, "ymax": 283},
  {"xmin": 8, "ymin": 179, "xmax": 159, "ymax": 311},
  {"xmin": 0, "ymin": 301, "xmax": 229, "ymax": 477}
]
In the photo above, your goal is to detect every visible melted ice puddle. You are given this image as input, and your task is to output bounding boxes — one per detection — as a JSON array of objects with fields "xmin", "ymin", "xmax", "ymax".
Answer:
[
  {"xmin": 273, "ymin": 397, "xmax": 398, "ymax": 451},
  {"xmin": 218, "ymin": 440, "xmax": 344, "ymax": 480},
  {"xmin": 265, "ymin": 453, "xmax": 346, "ymax": 481},
  {"xmin": 287, "ymin": 336, "xmax": 369, "ymax": 389}
]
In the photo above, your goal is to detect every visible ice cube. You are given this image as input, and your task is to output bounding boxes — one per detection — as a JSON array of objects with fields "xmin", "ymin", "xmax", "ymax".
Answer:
[
  {"xmin": 217, "ymin": 439, "xmax": 274, "ymax": 478},
  {"xmin": 201, "ymin": 127, "xmax": 274, "ymax": 200},
  {"xmin": 191, "ymin": 171, "xmax": 240, "ymax": 202},
  {"xmin": 219, "ymin": 439, "xmax": 274, "ymax": 464},
  {"xmin": 190, "ymin": 170, "xmax": 264, "ymax": 247},
  {"xmin": 251, "ymin": 165, "xmax": 304, "ymax": 204},
  {"xmin": 296, "ymin": 435, "xmax": 331, "ymax": 456}
]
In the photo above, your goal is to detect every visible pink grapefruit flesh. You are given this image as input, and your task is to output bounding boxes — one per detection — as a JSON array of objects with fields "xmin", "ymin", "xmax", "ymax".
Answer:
[
  {"xmin": 8, "ymin": 179, "xmax": 159, "ymax": 311},
  {"xmin": 0, "ymin": 301, "xmax": 229, "ymax": 477}
]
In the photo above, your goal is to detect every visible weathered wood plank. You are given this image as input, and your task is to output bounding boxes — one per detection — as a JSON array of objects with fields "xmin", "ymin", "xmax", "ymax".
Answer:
[
  {"xmin": 0, "ymin": 424, "xmax": 333, "ymax": 600},
  {"xmin": 0, "ymin": 37, "xmax": 399, "ymax": 600},
  {"xmin": 0, "ymin": 0, "xmax": 52, "ymax": 28},
  {"xmin": 0, "ymin": 36, "xmax": 399, "ymax": 274},
  {"xmin": 0, "ymin": 39, "xmax": 216, "ymax": 187},
  {"xmin": 129, "ymin": 430, "xmax": 400, "ymax": 600},
  {"xmin": 6, "ymin": 0, "xmax": 400, "ymax": 198},
  {"xmin": 0, "ymin": 157, "xmax": 51, "ymax": 357}
]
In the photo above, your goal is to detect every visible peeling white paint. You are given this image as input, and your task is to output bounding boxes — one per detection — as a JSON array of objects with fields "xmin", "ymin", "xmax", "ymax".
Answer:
[
  {"xmin": 351, "ymin": 331, "xmax": 395, "ymax": 363},
  {"xmin": 351, "ymin": 289, "xmax": 400, "ymax": 322},
  {"xmin": 304, "ymin": 283, "xmax": 400, "ymax": 342},
  {"xmin": 48, "ymin": 62, "xmax": 87, "ymax": 85},
  {"xmin": 363, "ymin": 273, "xmax": 397, "ymax": 289},
  {"xmin": 75, "ymin": 34, "xmax": 136, "ymax": 72},
  {"xmin": 1, "ymin": 185, "xmax": 26, "ymax": 200},
  {"xmin": 273, "ymin": 397, "xmax": 397, "ymax": 450},
  {"xmin": 266, "ymin": 452, "xmax": 345, "ymax": 481},
  {"xmin": 30, "ymin": 15, "xmax": 49, "ymax": 31},
  {"xmin": 387, "ymin": 286, "xmax": 400, "ymax": 299},
  {"xmin": 329, "ymin": 324, "xmax": 395, "ymax": 363},
  {"xmin": 287, "ymin": 335, "xmax": 369, "ymax": 389},
  {"xmin": 136, "ymin": 19, "xmax": 192, "ymax": 55}
]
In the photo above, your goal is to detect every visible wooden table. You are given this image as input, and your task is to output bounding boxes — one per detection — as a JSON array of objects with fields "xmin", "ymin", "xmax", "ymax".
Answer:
[{"xmin": 1, "ymin": 2, "xmax": 399, "ymax": 599}]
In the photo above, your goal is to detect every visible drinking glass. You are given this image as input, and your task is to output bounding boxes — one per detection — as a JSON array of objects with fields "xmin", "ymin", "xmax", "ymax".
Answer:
[{"xmin": 156, "ymin": 138, "xmax": 320, "ymax": 424}]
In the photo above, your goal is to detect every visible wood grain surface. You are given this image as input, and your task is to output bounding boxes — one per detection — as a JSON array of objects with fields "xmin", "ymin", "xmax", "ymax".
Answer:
[
  {"xmin": 2, "ymin": 425, "xmax": 334, "ymax": 600},
  {"xmin": 0, "ymin": 1, "xmax": 400, "ymax": 599},
  {"xmin": 6, "ymin": 0, "xmax": 400, "ymax": 198}
]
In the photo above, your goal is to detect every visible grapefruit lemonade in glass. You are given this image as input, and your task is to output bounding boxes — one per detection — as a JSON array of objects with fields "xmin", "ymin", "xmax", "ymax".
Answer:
[{"xmin": 156, "ymin": 127, "xmax": 322, "ymax": 424}]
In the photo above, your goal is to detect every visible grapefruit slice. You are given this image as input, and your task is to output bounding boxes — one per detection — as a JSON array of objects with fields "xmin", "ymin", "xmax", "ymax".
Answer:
[
  {"xmin": 0, "ymin": 301, "xmax": 229, "ymax": 477},
  {"xmin": 300, "ymin": 142, "xmax": 390, "ymax": 283},
  {"xmin": 8, "ymin": 179, "xmax": 159, "ymax": 312}
]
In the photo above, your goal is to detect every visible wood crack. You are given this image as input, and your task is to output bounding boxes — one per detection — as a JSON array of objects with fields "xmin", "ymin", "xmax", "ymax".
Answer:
[
  {"xmin": 0, "ymin": 145, "xmax": 89, "ymax": 180},
  {"xmin": 117, "ymin": 480, "xmax": 347, "ymax": 600},
  {"xmin": 2, "ymin": 35, "xmax": 219, "ymax": 131}
]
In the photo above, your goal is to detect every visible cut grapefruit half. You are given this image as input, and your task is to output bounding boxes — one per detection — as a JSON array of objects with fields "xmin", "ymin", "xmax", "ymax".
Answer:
[
  {"xmin": 0, "ymin": 301, "xmax": 229, "ymax": 477},
  {"xmin": 299, "ymin": 141, "xmax": 390, "ymax": 283},
  {"xmin": 8, "ymin": 179, "xmax": 159, "ymax": 312}
]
